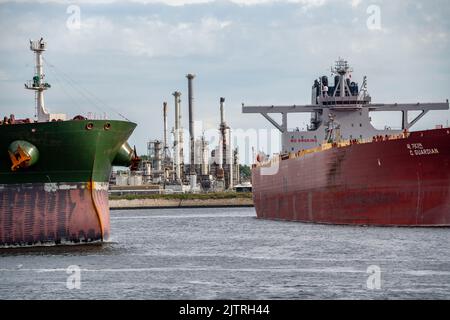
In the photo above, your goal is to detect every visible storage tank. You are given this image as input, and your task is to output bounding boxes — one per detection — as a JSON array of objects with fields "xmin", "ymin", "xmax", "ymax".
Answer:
[
  {"xmin": 115, "ymin": 173, "xmax": 129, "ymax": 186},
  {"xmin": 128, "ymin": 173, "xmax": 143, "ymax": 186}
]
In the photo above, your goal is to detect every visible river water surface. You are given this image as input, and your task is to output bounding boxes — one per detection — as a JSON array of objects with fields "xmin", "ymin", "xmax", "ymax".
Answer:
[{"xmin": 1, "ymin": 207, "xmax": 449, "ymax": 299}]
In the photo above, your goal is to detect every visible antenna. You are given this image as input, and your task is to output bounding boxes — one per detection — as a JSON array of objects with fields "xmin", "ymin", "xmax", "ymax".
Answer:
[{"xmin": 358, "ymin": 76, "xmax": 369, "ymax": 100}]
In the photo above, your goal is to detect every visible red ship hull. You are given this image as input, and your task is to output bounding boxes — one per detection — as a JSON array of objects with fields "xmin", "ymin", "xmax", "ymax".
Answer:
[
  {"xmin": 0, "ymin": 182, "xmax": 110, "ymax": 246},
  {"xmin": 252, "ymin": 129, "xmax": 450, "ymax": 226}
]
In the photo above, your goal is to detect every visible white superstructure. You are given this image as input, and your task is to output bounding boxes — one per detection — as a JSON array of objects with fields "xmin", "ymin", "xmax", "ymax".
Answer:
[{"xmin": 243, "ymin": 58, "xmax": 449, "ymax": 154}]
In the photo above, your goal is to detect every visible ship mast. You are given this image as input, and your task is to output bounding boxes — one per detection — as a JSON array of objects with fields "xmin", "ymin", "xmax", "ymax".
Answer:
[
  {"xmin": 331, "ymin": 58, "xmax": 353, "ymax": 98},
  {"xmin": 25, "ymin": 38, "xmax": 66, "ymax": 122},
  {"xmin": 25, "ymin": 38, "xmax": 51, "ymax": 122}
]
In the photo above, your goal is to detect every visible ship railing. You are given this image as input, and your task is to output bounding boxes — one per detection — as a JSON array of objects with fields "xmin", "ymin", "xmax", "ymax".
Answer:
[
  {"xmin": 24, "ymin": 80, "xmax": 50, "ymax": 90},
  {"xmin": 254, "ymin": 131, "xmax": 410, "ymax": 168},
  {"xmin": 25, "ymin": 80, "xmax": 37, "ymax": 89},
  {"xmin": 30, "ymin": 40, "xmax": 47, "ymax": 51}
]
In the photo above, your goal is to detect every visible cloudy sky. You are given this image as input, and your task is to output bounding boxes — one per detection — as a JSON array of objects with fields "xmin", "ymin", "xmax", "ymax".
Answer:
[{"xmin": 0, "ymin": 0, "xmax": 449, "ymax": 163}]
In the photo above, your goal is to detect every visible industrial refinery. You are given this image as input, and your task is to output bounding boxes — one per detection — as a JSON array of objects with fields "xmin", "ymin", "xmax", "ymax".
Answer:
[{"xmin": 111, "ymin": 74, "xmax": 241, "ymax": 194}]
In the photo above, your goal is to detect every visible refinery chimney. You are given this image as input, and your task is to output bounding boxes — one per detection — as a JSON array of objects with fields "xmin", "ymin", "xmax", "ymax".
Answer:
[
  {"xmin": 186, "ymin": 74, "xmax": 196, "ymax": 176},
  {"xmin": 220, "ymin": 97, "xmax": 227, "ymax": 170},
  {"xmin": 219, "ymin": 97, "xmax": 232, "ymax": 189},
  {"xmin": 172, "ymin": 91, "xmax": 182, "ymax": 182},
  {"xmin": 163, "ymin": 102, "xmax": 169, "ymax": 160},
  {"xmin": 220, "ymin": 97, "xmax": 225, "ymax": 124}
]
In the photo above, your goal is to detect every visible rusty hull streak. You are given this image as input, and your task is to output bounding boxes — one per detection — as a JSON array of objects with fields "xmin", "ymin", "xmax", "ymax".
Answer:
[{"xmin": 0, "ymin": 182, "xmax": 110, "ymax": 246}]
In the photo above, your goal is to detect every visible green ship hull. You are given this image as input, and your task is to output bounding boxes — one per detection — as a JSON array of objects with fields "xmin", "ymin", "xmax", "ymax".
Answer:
[
  {"xmin": 0, "ymin": 119, "xmax": 136, "ymax": 246},
  {"xmin": 0, "ymin": 120, "xmax": 136, "ymax": 183}
]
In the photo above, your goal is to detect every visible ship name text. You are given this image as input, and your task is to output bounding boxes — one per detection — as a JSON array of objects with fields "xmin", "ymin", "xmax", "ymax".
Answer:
[
  {"xmin": 407, "ymin": 143, "xmax": 439, "ymax": 156},
  {"xmin": 290, "ymin": 138, "xmax": 318, "ymax": 143}
]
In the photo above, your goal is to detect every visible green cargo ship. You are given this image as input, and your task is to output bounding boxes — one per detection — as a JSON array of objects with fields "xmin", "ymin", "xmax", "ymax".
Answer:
[{"xmin": 0, "ymin": 38, "xmax": 137, "ymax": 246}]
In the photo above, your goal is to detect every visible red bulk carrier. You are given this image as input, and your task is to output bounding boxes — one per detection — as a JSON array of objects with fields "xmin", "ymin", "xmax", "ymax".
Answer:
[{"xmin": 243, "ymin": 59, "xmax": 450, "ymax": 226}]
